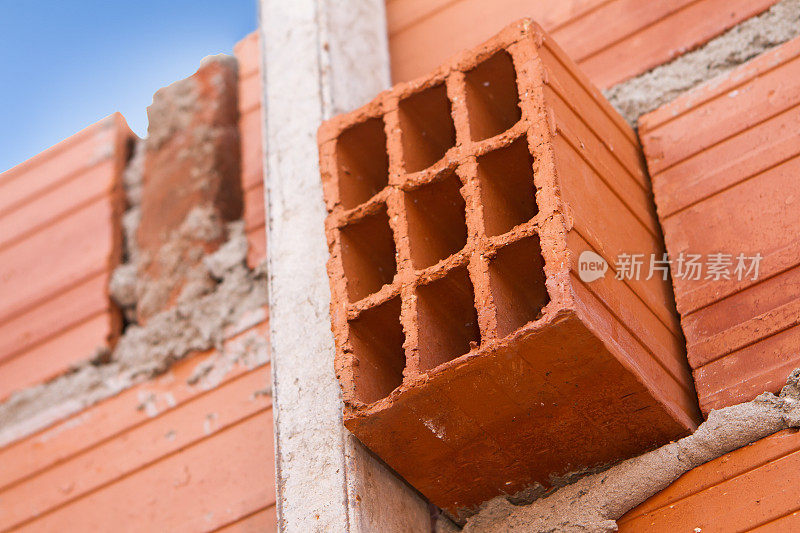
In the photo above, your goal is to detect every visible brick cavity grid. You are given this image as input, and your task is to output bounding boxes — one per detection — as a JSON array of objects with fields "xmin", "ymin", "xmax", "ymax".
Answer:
[{"xmin": 318, "ymin": 19, "xmax": 700, "ymax": 520}]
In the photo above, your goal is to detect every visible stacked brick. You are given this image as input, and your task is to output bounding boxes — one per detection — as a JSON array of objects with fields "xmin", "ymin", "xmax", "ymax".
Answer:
[
  {"xmin": 0, "ymin": 114, "xmax": 132, "ymax": 400},
  {"xmin": 235, "ymin": 32, "xmax": 267, "ymax": 268},
  {"xmin": 619, "ymin": 428, "xmax": 800, "ymax": 531},
  {"xmin": 386, "ymin": 0, "xmax": 777, "ymax": 87},
  {"xmin": 640, "ymin": 34, "xmax": 800, "ymax": 415},
  {"xmin": 0, "ymin": 315, "xmax": 275, "ymax": 531},
  {"xmin": 319, "ymin": 19, "xmax": 699, "ymax": 519}
]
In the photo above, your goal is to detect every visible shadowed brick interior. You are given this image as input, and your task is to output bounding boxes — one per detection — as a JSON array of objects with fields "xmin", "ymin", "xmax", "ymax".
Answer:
[
  {"xmin": 319, "ymin": 19, "xmax": 699, "ymax": 520},
  {"xmin": 476, "ymin": 135, "xmax": 538, "ymax": 237},
  {"xmin": 398, "ymin": 84, "xmax": 456, "ymax": 172},
  {"xmin": 336, "ymin": 117, "xmax": 390, "ymax": 209},
  {"xmin": 464, "ymin": 49, "xmax": 522, "ymax": 141},
  {"xmin": 403, "ymin": 170, "xmax": 468, "ymax": 270},
  {"xmin": 414, "ymin": 265, "xmax": 480, "ymax": 371},
  {"xmin": 488, "ymin": 235, "xmax": 549, "ymax": 339},
  {"xmin": 339, "ymin": 206, "xmax": 397, "ymax": 302},
  {"xmin": 349, "ymin": 296, "xmax": 406, "ymax": 404}
]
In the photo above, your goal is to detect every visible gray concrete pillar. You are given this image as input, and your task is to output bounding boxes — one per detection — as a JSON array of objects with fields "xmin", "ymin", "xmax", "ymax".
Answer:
[{"xmin": 258, "ymin": 1, "xmax": 431, "ymax": 530}]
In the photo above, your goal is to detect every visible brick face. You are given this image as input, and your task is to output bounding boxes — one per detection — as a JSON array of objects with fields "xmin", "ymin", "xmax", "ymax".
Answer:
[
  {"xmin": 639, "ymin": 35, "xmax": 800, "ymax": 415},
  {"xmin": 0, "ymin": 114, "xmax": 132, "ymax": 399},
  {"xmin": 619, "ymin": 429, "xmax": 800, "ymax": 531},
  {"xmin": 0, "ymin": 313, "xmax": 275, "ymax": 532},
  {"xmin": 234, "ymin": 32, "xmax": 267, "ymax": 269},
  {"xmin": 319, "ymin": 20, "xmax": 698, "ymax": 518},
  {"xmin": 385, "ymin": 0, "xmax": 778, "ymax": 87}
]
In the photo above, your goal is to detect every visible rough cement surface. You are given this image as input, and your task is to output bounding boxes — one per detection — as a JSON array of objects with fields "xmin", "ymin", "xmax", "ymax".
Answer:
[
  {"xmin": 463, "ymin": 369, "xmax": 800, "ymax": 533},
  {"xmin": 0, "ymin": 222, "xmax": 267, "ymax": 447},
  {"xmin": 146, "ymin": 55, "xmax": 238, "ymax": 152},
  {"xmin": 122, "ymin": 137, "xmax": 145, "ymax": 209},
  {"xmin": 605, "ymin": 0, "xmax": 800, "ymax": 124}
]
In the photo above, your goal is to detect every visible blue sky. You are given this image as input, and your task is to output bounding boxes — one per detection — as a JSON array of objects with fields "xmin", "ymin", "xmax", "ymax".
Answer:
[{"xmin": 0, "ymin": 0, "xmax": 257, "ymax": 172}]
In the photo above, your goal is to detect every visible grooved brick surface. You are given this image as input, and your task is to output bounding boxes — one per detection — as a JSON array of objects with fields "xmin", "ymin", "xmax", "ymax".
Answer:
[
  {"xmin": 0, "ymin": 114, "xmax": 132, "ymax": 399},
  {"xmin": 319, "ymin": 20, "xmax": 699, "ymax": 518},
  {"xmin": 618, "ymin": 429, "xmax": 800, "ymax": 532},
  {"xmin": 385, "ymin": 0, "xmax": 777, "ymax": 87},
  {"xmin": 234, "ymin": 32, "xmax": 267, "ymax": 269},
  {"xmin": 0, "ymin": 311, "xmax": 275, "ymax": 532},
  {"xmin": 639, "ymin": 35, "xmax": 800, "ymax": 415}
]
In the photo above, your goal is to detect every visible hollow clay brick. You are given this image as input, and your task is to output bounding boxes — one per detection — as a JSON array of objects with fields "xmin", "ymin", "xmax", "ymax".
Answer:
[
  {"xmin": 639, "ymin": 35, "xmax": 800, "ymax": 416},
  {"xmin": 318, "ymin": 20, "xmax": 699, "ymax": 520}
]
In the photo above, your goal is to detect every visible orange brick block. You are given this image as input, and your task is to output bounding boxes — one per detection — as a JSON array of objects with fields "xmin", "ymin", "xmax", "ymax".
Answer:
[
  {"xmin": 319, "ymin": 20, "xmax": 698, "ymax": 518},
  {"xmin": 0, "ymin": 114, "xmax": 132, "ymax": 395},
  {"xmin": 639, "ymin": 36, "xmax": 800, "ymax": 414},
  {"xmin": 619, "ymin": 429, "xmax": 800, "ymax": 532}
]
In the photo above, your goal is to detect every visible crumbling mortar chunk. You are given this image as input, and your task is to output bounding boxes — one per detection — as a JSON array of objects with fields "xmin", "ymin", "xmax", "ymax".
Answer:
[{"xmin": 604, "ymin": 0, "xmax": 800, "ymax": 124}]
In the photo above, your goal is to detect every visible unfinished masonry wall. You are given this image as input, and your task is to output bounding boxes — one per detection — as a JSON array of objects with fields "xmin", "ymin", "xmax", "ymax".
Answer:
[{"xmin": 0, "ymin": 32, "xmax": 275, "ymax": 531}]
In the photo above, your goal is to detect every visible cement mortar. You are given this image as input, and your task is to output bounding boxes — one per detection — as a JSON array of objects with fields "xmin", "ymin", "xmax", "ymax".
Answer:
[
  {"xmin": 0, "ymin": 222, "xmax": 268, "ymax": 447},
  {"xmin": 605, "ymin": 0, "xmax": 800, "ymax": 125},
  {"xmin": 463, "ymin": 369, "xmax": 800, "ymax": 533}
]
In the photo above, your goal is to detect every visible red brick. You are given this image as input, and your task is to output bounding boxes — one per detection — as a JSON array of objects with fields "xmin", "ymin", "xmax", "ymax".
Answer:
[
  {"xmin": 385, "ymin": 0, "xmax": 777, "ymax": 87},
  {"xmin": 136, "ymin": 57, "xmax": 243, "ymax": 321},
  {"xmin": 236, "ymin": 31, "xmax": 267, "ymax": 271},
  {"xmin": 619, "ymin": 429, "xmax": 800, "ymax": 532},
  {"xmin": 639, "ymin": 35, "xmax": 800, "ymax": 415},
  {"xmin": 319, "ymin": 20, "xmax": 699, "ymax": 519}
]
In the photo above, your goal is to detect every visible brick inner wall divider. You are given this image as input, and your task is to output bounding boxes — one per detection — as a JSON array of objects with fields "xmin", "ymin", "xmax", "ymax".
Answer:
[
  {"xmin": 639, "ymin": 34, "xmax": 800, "ymax": 415},
  {"xmin": 318, "ymin": 19, "xmax": 700, "ymax": 519}
]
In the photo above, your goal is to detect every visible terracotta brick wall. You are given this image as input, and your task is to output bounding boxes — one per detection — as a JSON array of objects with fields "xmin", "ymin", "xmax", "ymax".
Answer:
[
  {"xmin": 0, "ymin": 31, "xmax": 274, "ymax": 532},
  {"xmin": 385, "ymin": 0, "xmax": 778, "ymax": 87},
  {"xmin": 640, "ymin": 34, "xmax": 800, "ymax": 414},
  {"xmin": 0, "ymin": 315, "xmax": 275, "ymax": 532},
  {"xmin": 0, "ymin": 114, "xmax": 132, "ymax": 400}
]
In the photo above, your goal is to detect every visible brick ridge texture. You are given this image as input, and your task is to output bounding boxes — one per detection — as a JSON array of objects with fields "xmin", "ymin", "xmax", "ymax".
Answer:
[
  {"xmin": 318, "ymin": 19, "xmax": 699, "ymax": 518},
  {"xmin": 639, "ymin": 34, "xmax": 800, "ymax": 415}
]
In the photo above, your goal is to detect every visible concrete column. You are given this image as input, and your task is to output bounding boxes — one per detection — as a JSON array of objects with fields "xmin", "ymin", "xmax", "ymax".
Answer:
[{"xmin": 258, "ymin": 1, "xmax": 431, "ymax": 531}]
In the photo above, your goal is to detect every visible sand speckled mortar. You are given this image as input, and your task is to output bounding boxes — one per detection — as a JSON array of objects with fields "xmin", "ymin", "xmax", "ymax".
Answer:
[{"xmin": 317, "ymin": 19, "xmax": 700, "ymax": 520}]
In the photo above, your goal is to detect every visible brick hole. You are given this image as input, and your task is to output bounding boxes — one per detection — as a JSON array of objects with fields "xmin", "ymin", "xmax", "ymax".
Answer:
[
  {"xmin": 476, "ymin": 137, "xmax": 538, "ymax": 237},
  {"xmin": 398, "ymin": 84, "xmax": 456, "ymax": 173},
  {"xmin": 465, "ymin": 50, "xmax": 521, "ymax": 141},
  {"xmin": 349, "ymin": 297, "xmax": 406, "ymax": 403},
  {"xmin": 336, "ymin": 117, "xmax": 389, "ymax": 209},
  {"xmin": 404, "ymin": 170, "xmax": 468, "ymax": 270},
  {"xmin": 488, "ymin": 235, "xmax": 550, "ymax": 338},
  {"xmin": 415, "ymin": 266, "xmax": 480, "ymax": 371},
  {"xmin": 340, "ymin": 206, "xmax": 398, "ymax": 302}
]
